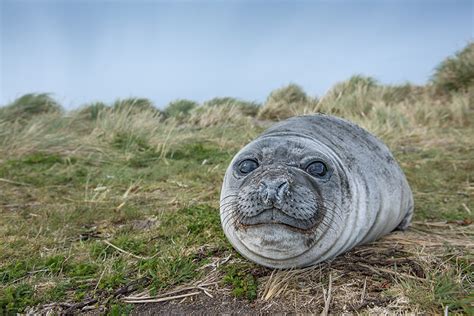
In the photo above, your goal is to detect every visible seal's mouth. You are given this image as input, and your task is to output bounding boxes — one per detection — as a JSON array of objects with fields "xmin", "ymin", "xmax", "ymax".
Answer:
[{"xmin": 240, "ymin": 207, "xmax": 317, "ymax": 231}]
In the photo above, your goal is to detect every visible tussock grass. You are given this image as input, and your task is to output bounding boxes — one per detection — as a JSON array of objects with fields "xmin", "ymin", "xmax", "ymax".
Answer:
[
  {"xmin": 74, "ymin": 102, "xmax": 109, "ymax": 121},
  {"xmin": 112, "ymin": 98, "xmax": 160, "ymax": 116},
  {"xmin": 163, "ymin": 99, "xmax": 198, "ymax": 119},
  {"xmin": 258, "ymin": 83, "xmax": 316, "ymax": 120},
  {"xmin": 0, "ymin": 93, "xmax": 63, "ymax": 123},
  {"xmin": 0, "ymin": 43, "xmax": 473, "ymax": 314},
  {"xmin": 432, "ymin": 42, "xmax": 474, "ymax": 93},
  {"xmin": 203, "ymin": 97, "xmax": 260, "ymax": 117}
]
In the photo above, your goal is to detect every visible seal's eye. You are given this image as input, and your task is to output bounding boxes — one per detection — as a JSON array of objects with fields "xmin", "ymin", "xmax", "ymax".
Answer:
[
  {"xmin": 239, "ymin": 159, "xmax": 259, "ymax": 174},
  {"xmin": 306, "ymin": 161, "xmax": 327, "ymax": 177}
]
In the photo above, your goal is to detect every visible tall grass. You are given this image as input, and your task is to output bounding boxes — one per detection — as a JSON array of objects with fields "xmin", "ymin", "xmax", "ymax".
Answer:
[
  {"xmin": 0, "ymin": 82, "xmax": 471, "ymax": 158},
  {"xmin": 203, "ymin": 97, "xmax": 260, "ymax": 117},
  {"xmin": 0, "ymin": 93, "xmax": 63, "ymax": 122},
  {"xmin": 257, "ymin": 83, "xmax": 316, "ymax": 120},
  {"xmin": 163, "ymin": 99, "xmax": 198, "ymax": 119},
  {"xmin": 432, "ymin": 42, "xmax": 474, "ymax": 93},
  {"xmin": 0, "ymin": 42, "xmax": 472, "ymax": 158}
]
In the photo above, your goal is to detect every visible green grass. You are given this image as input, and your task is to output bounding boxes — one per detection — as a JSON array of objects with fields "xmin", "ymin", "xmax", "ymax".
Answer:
[
  {"xmin": 0, "ymin": 43, "xmax": 473, "ymax": 314},
  {"xmin": 394, "ymin": 252, "xmax": 473, "ymax": 314},
  {"xmin": 223, "ymin": 264, "xmax": 259, "ymax": 301},
  {"xmin": 396, "ymin": 145, "xmax": 473, "ymax": 221}
]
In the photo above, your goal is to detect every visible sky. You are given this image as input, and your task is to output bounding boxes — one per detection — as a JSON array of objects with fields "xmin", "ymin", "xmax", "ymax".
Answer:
[{"xmin": 0, "ymin": 0, "xmax": 473, "ymax": 109}]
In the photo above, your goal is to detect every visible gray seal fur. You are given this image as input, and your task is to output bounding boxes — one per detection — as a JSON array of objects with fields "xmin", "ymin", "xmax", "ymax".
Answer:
[{"xmin": 220, "ymin": 114, "xmax": 413, "ymax": 268}]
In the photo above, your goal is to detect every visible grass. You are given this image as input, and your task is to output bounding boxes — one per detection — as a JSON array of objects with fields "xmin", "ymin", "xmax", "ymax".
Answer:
[
  {"xmin": 0, "ymin": 43, "xmax": 473, "ymax": 314},
  {"xmin": 432, "ymin": 42, "xmax": 474, "ymax": 93},
  {"xmin": 223, "ymin": 264, "xmax": 259, "ymax": 301}
]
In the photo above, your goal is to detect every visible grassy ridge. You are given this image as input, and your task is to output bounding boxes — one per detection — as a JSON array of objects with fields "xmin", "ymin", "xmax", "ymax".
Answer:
[{"xmin": 0, "ymin": 43, "xmax": 472, "ymax": 314}]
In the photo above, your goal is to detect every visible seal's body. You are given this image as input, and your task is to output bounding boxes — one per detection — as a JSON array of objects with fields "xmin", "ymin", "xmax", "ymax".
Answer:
[{"xmin": 220, "ymin": 115, "xmax": 413, "ymax": 268}]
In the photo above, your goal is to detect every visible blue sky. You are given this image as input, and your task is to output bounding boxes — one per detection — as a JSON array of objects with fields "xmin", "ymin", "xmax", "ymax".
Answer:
[{"xmin": 1, "ymin": 0, "xmax": 472, "ymax": 109}]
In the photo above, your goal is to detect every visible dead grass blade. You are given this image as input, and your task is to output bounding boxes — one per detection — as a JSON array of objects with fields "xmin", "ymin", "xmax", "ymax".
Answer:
[
  {"xmin": 123, "ymin": 291, "xmax": 201, "ymax": 304},
  {"xmin": 0, "ymin": 177, "xmax": 31, "ymax": 186},
  {"xmin": 102, "ymin": 240, "xmax": 151, "ymax": 260},
  {"xmin": 320, "ymin": 274, "xmax": 332, "ymax": 316}
]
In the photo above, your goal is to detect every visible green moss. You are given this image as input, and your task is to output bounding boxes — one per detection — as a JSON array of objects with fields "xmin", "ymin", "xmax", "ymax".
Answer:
[
  {"xmin": 223, "ymin": 265, "xmax": 258, "ymax": 301},
  {"xmin": 0, "ymin": 284, "xmax": 36, "ymax": 314},
  {"xmin": 108, "ymin": 303, "xmax": 134, "ymax": 316},
  {"xmin": 0, "ymin": 261, "xmax": 31, "ymax": 284}
]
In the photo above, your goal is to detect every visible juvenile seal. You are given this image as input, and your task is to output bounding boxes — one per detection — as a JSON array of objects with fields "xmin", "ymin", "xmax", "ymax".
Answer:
[{"xmin": 220, "ymin": 114, "xmax": 413, "ymax": 268}]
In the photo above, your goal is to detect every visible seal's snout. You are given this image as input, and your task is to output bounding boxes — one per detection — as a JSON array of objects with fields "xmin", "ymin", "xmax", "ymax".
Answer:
[{"xmin": 258, "ymin": 178, "xmax": 289, "ymax": 206}]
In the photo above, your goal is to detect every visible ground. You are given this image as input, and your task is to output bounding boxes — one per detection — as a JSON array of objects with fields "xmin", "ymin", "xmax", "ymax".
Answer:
[{"xmin": 0, "ymin": 81, "xmax": 473, "ymax": 314}]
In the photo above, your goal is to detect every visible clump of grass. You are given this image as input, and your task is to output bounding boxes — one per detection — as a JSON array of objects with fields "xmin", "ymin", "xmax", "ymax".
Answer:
[
  {"xmin": 0, "ymin": 284, "xmax": 36, "ymax": 314},
  {"xmin": 164, "ymin": 99, "xmax": 198, "ymax": 119},
  {"xmin": 329, "ymin": 75, "xmax": 378, "ymax": 96},
  {"xmin": 142, "ymin": 256, "xmax": 199, "ymax": 292},
  {"xmin": 108, "ymin": 303, "xmax": 134, "ymax": 315},
  {"xmin": 187, "ymin": 101, "xmax": 251, "ymax": 128},
  {"xmin": 432, "ymin": 42, "xmax": 474, "ymax": 93},
  {"xmin": 74, "ymin": 102, "xmax": 109, "ymax": 121},
  {"xmin": 223, "ymin": 264, "xmax": 258, "ymax": 301},
  {"xmin": 203, "ymin": 97, "xmax": 261, "ymax": 116},
  {"xmin": 112, "ymin": 98, "xmax": 161, "ymax": 116},
  {"xmin": 381, "ymin": 83, "xmax": 425, "ymax": 104},
  {"xmin": 257, "ymin": 83, "xmax": 314, "ymax": 120},
  {"xmin": 314, "ymin": 75, "xmax": 379, "ymax": 117},
  {"xmin": 394, "ymin": 252, "xmax": 473, "ymax": 314},
  {"xmin": 0, "ymin": 93, "xmax": 63, "ymax": 123}
]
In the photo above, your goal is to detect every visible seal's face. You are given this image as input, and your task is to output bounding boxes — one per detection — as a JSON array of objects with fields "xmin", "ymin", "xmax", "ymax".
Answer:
[
  {"xmin": 235, "ymin": 158, "xmax": 329, "ymax": 231},
  {"xmin": 221, "ymin": 135, "xmax": 344, "ymax": 265}
]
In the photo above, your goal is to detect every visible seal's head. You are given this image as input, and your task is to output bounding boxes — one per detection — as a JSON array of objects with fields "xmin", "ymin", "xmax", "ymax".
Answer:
[{"xmin": 220, "ymin": 133, "xmax": 348, "ymax": 268}]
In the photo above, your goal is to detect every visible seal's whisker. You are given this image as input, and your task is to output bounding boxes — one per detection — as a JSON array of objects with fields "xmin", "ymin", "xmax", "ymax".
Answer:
[
  {"xmin": 220, "ymin": 209, "xmax": 237, "ymax": 224},
  {"xmin": 219, "ymin": 201, "xmax": 237, "ymax": 209},
  {"xmin": 224, "ymin": 212, "xmax": 244, "ymax": 230},
  {"xmin": 220, "ymin": 194, "xmax": 238, "ymax": 202},
  {"xmin": 222, "ymin": 210, "xmax": 243, "ymax": 229}
]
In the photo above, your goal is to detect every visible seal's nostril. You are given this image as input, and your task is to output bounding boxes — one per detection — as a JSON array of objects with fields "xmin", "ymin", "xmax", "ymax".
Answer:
[
  {"xmin": 258, "ymin": 178, "xmax": 289, "ymax": 205},
  {"xmin": 276, "ymin": 181, "xmax": 289, "ymax": 200}
]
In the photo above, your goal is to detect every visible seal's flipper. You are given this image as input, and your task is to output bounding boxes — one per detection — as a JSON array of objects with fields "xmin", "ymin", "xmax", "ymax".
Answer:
[{"xmin": 395, "ymin": 203, "xmax": 414, "ymax": 231}]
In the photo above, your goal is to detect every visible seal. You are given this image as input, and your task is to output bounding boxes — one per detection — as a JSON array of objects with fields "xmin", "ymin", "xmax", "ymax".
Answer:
[{"xmin": 220, "ymin": 114, "xmax": 413, "ymax": 268}]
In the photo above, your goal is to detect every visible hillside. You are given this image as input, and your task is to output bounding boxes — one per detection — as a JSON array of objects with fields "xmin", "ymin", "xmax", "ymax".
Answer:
[{"xmin": 0, "ymin": 43, "xmax": 472, "ymax": 314}]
